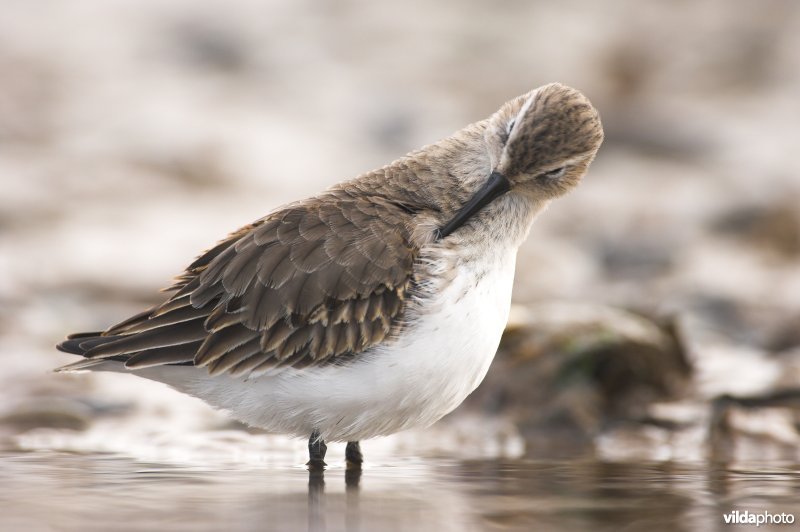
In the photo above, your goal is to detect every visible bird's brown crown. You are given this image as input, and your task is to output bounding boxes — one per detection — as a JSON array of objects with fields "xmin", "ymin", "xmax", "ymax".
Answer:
[{"xmin": 487, "ymin": 83, "xmax": 603, "ymax": 200}]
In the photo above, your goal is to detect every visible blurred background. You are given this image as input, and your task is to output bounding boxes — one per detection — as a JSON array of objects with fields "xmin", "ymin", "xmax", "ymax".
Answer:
[{"xmin": 1, "ymin": 0, "xmax": 800, "ymax": 530}]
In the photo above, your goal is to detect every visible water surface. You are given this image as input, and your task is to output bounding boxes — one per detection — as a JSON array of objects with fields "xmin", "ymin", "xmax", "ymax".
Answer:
[{"xmin": 2, "ymin": 450, "xmax": 799, "ymax": 531}]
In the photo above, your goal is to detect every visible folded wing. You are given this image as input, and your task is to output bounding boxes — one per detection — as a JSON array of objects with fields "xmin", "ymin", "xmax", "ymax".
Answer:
[{"xmin": 58, "ymin": 192, "xmax": 417, "ymax": 378}]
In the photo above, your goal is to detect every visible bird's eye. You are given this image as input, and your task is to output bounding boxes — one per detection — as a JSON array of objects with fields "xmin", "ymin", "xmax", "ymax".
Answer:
[{"xmin": 539, "ymin": 167, "xmax": 566, "ymax": 180}]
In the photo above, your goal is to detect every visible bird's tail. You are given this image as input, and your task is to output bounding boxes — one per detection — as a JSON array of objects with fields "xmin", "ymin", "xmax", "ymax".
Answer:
[{"xmin": 55, "ymin": 332, "xmax": 129, "ymax": 372}]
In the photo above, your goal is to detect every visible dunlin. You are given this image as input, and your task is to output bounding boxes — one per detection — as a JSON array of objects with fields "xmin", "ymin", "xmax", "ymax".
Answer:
[{"xmin": 58, "ymin": 83, "xmax": 603, "ymax": 469}]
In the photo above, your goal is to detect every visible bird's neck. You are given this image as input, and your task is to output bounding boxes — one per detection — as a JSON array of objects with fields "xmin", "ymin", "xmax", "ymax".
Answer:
[
  {"xmin": 341, "ymin": 121, "xmax": 544, "ymax": 250},
  {"xmin": 344, "ymin": 121, "xmax": 490, "ymax": 210},
  {"xmin": 454, "ymin": 192, "xmax": 546, "ymax": 253}
]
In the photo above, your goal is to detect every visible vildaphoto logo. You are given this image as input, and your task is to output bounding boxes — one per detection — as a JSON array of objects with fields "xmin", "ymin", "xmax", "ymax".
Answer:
[{"xmin": 723, "ymin": 510, "xmax": 795, "ymax": 526}]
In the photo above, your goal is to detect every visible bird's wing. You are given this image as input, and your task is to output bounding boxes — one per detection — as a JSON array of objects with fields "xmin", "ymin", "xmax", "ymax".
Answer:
[{"xmin": 64, "ymin": 192, "xmax": 417, "ymax": 377}]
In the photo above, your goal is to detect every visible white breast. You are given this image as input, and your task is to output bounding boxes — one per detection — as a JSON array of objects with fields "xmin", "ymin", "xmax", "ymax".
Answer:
[{"xmin": 341, "ymin": 248, "xmax": 518, "ymax": 438}]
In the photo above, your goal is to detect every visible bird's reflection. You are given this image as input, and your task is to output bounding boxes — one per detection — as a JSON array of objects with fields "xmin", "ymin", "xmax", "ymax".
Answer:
[
  {"xmin": 307, "ymin": 467, "xmax": 325, "ymax": 531},
  {"xmin": 345, "ymin": 467, "xmax": 361, "ymax": 531},
  {"xmin": 307, "ymin": 466, "xmax": 362, "ymax": 531},
  {"xmin": 345, "ymin": 467, "xmax": 362, "ymax": 490}
]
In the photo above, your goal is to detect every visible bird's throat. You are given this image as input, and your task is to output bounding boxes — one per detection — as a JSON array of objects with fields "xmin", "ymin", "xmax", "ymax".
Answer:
[{"xmin": 437, "ymin": 171, "xmax": 511, "ymax": 239}]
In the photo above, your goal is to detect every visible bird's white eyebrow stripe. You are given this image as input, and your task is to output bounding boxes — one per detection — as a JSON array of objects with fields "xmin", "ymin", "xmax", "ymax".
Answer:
[
  {"xmin": 562, "ymin": 154, "xmax": 588, "ymax": 167},
  {"xmin": 508, "ymin": 90, "xmax": 537, "ymax": 137}
]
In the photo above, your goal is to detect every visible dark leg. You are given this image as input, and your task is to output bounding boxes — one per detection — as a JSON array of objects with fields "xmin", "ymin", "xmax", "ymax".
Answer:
[
  {"xmin": 345, "ymin": 441, "xmax": 363, "ymax": 469},
  {"xmin": 345, "ymin": 441, "xmax": 363, "ymax": 488},
  {"xmin": 307, "ymin": 430, "xmax": 327, "ymax": 470}
]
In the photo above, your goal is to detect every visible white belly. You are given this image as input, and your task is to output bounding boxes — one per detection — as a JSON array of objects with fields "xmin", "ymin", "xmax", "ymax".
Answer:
[{"xmin": 144, "ymin": 251, "xmax": 517, "ymax": 442}]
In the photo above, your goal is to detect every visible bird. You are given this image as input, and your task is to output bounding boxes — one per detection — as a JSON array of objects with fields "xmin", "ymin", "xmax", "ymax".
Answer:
[{"xmin": 57, "ymin": 83, "xmax": 603, "ymax": 470}]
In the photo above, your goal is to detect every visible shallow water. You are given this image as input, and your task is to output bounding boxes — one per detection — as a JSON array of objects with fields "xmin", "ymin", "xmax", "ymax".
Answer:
[{"xmin": 2, "ymin": 451, "xmax": 799, "ymax": 532}]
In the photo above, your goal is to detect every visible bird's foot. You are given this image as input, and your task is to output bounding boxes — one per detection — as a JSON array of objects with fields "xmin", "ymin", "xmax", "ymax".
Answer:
[
  {"xmin": 307, "ymin": 458, "xmax": 327, "ymax": 471},
  {"xmin": 345, "ymin": 441, "xmax": 363, "ymax": 470},
  {"xmin": 308, "ymin": 430, "xmax": 327, "ymax": 471}
]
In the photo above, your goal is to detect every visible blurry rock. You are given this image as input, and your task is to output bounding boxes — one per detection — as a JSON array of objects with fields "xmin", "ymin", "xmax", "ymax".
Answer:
[
  {"xmin": 0, "ymin": 399, "xmax": 91, "ymax": 433},
  {"xmin": 596, "ymin": 238, "xmax": 674, "ymax": 280},
  {"xmin": 768, "ymin": 318, "xmax": 800, "ymax": 352},
  {"xmin": 709, "ymin": 391, "xmax": 800, "ymax": 463},
  {"xmin": 167, "ymin": 18, "xmax": 250, "ymax": 74},
  {"xmin": 712, "ymin": 201, "xmax": 800, "ymax": 259},
  {"xmin": 129, "ymin": 146, "xmax": 228, "ymax": 189},
  {"xmin": 681, "ymin": 294, "xmax": 795, "ymax": 350},
  {"xmin": 595, "ymin": 416, "xmax": 707, "ymax": 462},
  {"xmin": 466, "ymin": 302, "xmax": 692, "ymax": 457}
]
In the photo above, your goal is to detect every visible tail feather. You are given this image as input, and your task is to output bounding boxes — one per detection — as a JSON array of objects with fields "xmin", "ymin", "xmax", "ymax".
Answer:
[
  {"xmin": 55, "ymin": 357, "xmax": 117, "ymax": 372},
  {"xmin": 85, "ymin": 318, "xmax": 207, "ymax": 358},
  {"xmin": 57, "ymin": 331, "xmax": 105, "ymax": 354},
  {"xmin": 66, "ymin": 331, "xmax": 103, "ymax": 340},
  {"xmin": 56, "ymin": 329, "xmax": 200, "ymax": 370},
  {"xmin": 57, "ymin": 287, "xmax": 213, "ymax": 371},
  {"xmin": 56, "ymin": 334, "xmax": 125, "ymax": 355},
  {"xmin": 57, "ymin": 335, "xmax": 95, "ymax": 354}
]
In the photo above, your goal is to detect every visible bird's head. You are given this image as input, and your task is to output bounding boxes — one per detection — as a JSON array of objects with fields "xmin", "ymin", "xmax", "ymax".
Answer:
[
  {"xmin": 487, "ymin": 83, "xmax": 603, "ymax": 199},
  {"xmin": 439, "ymin": 83, "xmax": 603, "ymax": 238}
]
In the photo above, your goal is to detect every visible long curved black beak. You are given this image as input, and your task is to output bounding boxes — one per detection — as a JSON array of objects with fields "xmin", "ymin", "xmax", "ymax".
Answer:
[{"xmin": 437, "ymin": 171, "xmax": 511, "ymax": 239}]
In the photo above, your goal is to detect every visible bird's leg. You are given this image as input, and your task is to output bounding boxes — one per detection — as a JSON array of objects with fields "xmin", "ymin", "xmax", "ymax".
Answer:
[
  {"xmin": 345, "ymin": 441, "xmax": 363, "ymax": 469},
  {"xmin": 307, "ymin": 430, "xmax": 327, "ymax": 470}
]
